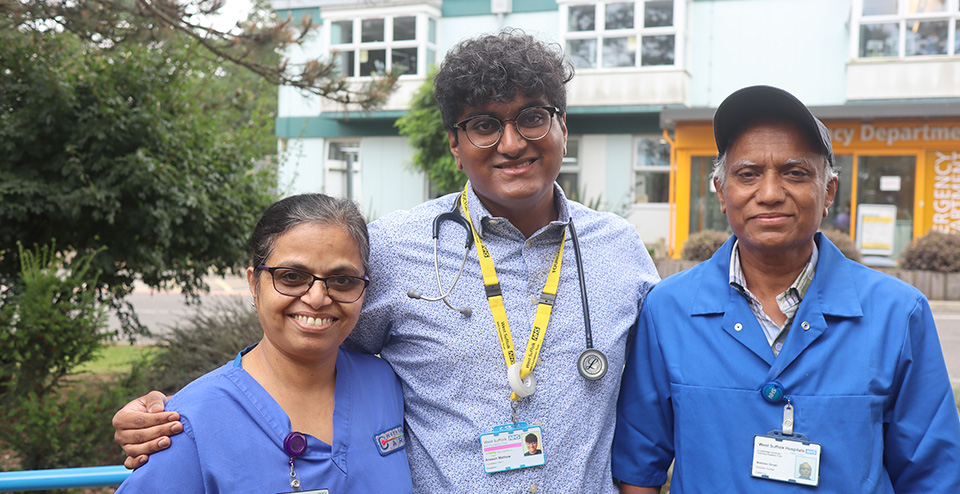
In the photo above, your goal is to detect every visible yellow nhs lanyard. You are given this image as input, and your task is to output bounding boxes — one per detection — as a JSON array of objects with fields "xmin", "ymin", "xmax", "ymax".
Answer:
[{"xmin": 459, "ymin": 184, "xmax": 565, "ymax": 401}]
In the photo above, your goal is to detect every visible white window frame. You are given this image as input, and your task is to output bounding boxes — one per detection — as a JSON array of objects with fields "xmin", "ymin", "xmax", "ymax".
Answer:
[
  {"xmin": 632, "ymin": 135, "xmax": 670, "ymax": 204},
  {"xmin": 325, "ymin": 140, "xmax": 361, "ymax": 201},
  {"xmin": 852, "ymin": 0, "xmax": 960, "ymax": 59},
  {"xmin": 324, "ymin": 6, "xmax": 439, "ymax": 79},
  {"xmin": 558, "ymin": 0, "xmax": 682, "ymax": 71},
  {"xmin": 559, "ymin": 136, "xmax": 582, "ymax": 198}
]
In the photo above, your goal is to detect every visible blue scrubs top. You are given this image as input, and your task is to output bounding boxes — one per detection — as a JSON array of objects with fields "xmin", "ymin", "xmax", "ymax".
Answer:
[
  {"xmin": 117, "ymin": 346, "xmax": 412, "ymax": 493},
  {"xmin": 613, "ymin": 233, "xmax": 960, "ymax": 493}
]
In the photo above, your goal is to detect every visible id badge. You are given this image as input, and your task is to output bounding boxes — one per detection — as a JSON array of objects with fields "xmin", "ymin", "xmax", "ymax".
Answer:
[
  {"xmin": 479, "ymin": 422, "xmax": 546, "ymax": 473},
  {"xmin": 751, "ymin": 432, "xmax": 821, "ymax": 486}
]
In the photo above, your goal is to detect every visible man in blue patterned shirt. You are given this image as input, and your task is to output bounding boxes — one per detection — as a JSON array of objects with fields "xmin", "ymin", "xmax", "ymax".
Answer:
[{"xmin": 114, "ymin": 30, "xmax": 659, "ymax": 493}]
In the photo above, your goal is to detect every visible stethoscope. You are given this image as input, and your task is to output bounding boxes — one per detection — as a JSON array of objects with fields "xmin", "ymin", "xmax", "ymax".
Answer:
[{"xmin": 407, "ymin": 197, "xmax": 608, "ymax": 381}]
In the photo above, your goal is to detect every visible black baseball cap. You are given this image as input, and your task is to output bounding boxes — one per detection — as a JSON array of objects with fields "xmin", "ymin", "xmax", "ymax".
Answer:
[{"xmin": 713, "ymin": 85, "xmax": 834, "ymax": 168}]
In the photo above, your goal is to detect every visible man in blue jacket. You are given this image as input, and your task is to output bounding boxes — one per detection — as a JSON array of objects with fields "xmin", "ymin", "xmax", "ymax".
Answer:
[{"xmin": 613, "ymin": 85, "xmax": 960, "ymax": 493}]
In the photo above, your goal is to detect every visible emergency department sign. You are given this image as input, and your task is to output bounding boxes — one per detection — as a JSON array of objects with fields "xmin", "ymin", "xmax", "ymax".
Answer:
[{"xmin": 928, "ymin": 150, "xmax": 960, "ymax": 234}]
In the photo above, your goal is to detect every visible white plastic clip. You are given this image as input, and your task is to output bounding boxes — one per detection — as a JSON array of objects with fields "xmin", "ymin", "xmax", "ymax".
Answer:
[{"xmin": 782, "ymin": 402, "xmax": 794, "ymax": 436}]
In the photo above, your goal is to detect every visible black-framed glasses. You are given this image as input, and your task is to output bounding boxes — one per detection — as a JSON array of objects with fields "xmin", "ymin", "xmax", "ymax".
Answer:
[
  {"xmin": 454, "ymin": 106, "xmax": 560, "ymax": 149},
  {"xmin": 257, "ymin": 265, "xmax": 369, "ymax": 303}
]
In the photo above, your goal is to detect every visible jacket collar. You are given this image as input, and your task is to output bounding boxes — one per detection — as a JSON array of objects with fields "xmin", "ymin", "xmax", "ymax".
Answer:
[
  {"xmin": 689, "ymin": 232, "xmax": 862, "ymax": 372},
  {"xmin": 690, "ymin": 232, "xmax": 862, "ymax": 319}
]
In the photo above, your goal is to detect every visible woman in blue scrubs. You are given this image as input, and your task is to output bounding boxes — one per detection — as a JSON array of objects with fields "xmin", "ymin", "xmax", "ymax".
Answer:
[{"xmin": 116, "ymin": 194, "xmax": 412, "ymax": 493}]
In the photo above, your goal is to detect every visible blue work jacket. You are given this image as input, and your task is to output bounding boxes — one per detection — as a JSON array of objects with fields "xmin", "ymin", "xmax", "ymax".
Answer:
[{"xmin": 613, "ymin": 233, "xmax": 960, "ymax": 493}]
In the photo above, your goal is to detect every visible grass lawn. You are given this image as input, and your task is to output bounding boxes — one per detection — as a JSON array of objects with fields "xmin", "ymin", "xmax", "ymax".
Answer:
[{"xmin": 74, "ymin": 344, "xmax": 155, "ymax": 377}]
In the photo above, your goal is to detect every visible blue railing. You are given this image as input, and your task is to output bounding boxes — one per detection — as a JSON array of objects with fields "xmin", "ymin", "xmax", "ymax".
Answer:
[{"xmin": 0, "ymin": 465, "xmax": 130, "ymax": 491}]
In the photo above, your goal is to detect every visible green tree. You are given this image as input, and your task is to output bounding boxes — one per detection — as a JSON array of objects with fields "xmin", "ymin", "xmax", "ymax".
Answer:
[
  {"xmin": 0, "ymin": 9, "xmax": 282, "ymax": 336},
  {"xmin": 395, "ymin": 70, "xmax": 465, "ymax": 196},
  {"xmin": 2, "ymin": 0, "xmax": 397, "ymax": 110}
]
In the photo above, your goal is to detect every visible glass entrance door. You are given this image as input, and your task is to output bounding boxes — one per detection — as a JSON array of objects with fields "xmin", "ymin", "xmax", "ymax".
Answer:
[
  {"xmin": 688, "ymin": 155, "xmax": 728, "ymax": 234},
  {"xmin": 855, "ymin": 155, "xmax": 915, "ymax": 263}
]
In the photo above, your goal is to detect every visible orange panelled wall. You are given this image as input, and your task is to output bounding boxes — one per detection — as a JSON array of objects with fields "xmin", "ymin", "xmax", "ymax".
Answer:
[
  {"xmin": 669, "ymin": 119, "xmax": 960, "ymax": 259},
  {"xmin": 670, "ymin": 124, "xmax": 716, "ymax": 258}
]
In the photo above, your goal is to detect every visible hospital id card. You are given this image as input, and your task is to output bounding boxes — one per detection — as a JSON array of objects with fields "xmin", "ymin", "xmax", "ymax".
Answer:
[
  {"xmin": 751, "ymin": 433, "xmax": 821, "ymax": 486},
  {"xmin": 479, "ymin": 422, "xmax": 546, "ymax": 473}
]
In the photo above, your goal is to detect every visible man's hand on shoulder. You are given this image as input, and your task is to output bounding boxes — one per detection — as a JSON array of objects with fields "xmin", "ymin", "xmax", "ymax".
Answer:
[{"xmin": 112, "ymin": 391, "xmax": 182, "ymax": 469}]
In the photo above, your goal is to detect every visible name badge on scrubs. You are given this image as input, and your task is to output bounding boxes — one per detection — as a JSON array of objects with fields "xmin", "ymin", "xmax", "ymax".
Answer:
[
  {"xmin": 374, "ymin": 425, "xmax": 406, "ymax": 456},
  {"xmin": 751, "ymin": 431, "xmax": 821, "ymax": 486},
  {"xmin": 479, "ymin": 422, "xmax": 546, "ymax": 473}
]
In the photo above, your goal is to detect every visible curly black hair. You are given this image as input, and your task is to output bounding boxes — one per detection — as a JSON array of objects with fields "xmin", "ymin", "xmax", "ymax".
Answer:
[{"xmin": 433, "ymin": 29, "xmax": 575, "ymax": 132}]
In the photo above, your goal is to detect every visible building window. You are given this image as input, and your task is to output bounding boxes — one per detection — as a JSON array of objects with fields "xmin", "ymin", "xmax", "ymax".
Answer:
[
  {"xmin": 558, "ymin": 138, "xmax": 581, "ymax": 199},
  {"xmin": 561, "ymin": 1, "xmax": 678, "ymax": 69},
  {"xmin": 855, "ymin": 0, "xmax": 960, "ymax": 58},
  {"xmin": 633, "ymin": 136, "xmax": 670, "ymax": 203},
  {"xmin": 326, "ymin": 141, "xmax": 361, "ymax": 201},
  {"xmin": 328, "ymin": 13, "xmax": 437, "ymax": 77}
]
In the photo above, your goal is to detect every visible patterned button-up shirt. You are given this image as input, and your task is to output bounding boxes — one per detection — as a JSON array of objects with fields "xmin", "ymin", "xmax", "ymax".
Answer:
[{"xmin": 345, "ymin": 184, "xmax": 659, "ymax": 493}]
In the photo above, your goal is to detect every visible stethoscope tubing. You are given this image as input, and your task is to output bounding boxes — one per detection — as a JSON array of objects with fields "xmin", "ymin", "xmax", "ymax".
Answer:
[
  {"xmin": 566, "ymin": 220, "xmax": 595, "ymax": 350},
  {"xmin": 407, "ymin": 193, "xmax": 606, "ymax": 381}
]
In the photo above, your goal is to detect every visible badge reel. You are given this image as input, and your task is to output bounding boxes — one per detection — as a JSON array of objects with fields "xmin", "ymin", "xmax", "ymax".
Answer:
[
  {"xmin": 278, "ymin": 432, "xmax": 329, "ymax": 494},
  {"xmin": 507, "ymin": 362, "xmax": 536, "ymax": 398},
  {"xmin": 750, "ymin": 382, "xmax": 822, "ymax": 487}
]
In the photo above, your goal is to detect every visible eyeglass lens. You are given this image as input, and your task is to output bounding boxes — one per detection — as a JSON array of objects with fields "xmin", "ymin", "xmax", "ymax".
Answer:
[
  {"xmin": 462, "ymin": 107, "xmax": 554, "ymax": 148},
  {"xmin": 269, "ymin": 267, "xmax": 367, "ymax": 302}
]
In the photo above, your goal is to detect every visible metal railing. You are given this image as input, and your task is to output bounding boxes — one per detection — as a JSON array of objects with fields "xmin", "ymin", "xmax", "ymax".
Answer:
[{"xmin": 0, "ymin": 465, "xmax": 130, "ymax": 492}]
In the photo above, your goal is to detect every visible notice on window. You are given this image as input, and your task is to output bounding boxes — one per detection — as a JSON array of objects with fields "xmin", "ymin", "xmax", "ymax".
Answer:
[
  {"xmin": 856, "ymin": 204, "xmax": 897, "ymax": 256},
  {"xmin": 879, "ymin": 175, "xmax": 901, "ymax": 192}
]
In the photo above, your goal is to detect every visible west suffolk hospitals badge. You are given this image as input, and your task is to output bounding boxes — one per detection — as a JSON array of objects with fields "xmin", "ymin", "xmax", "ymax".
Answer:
[{"xmin": 479, "ymin": 422, "xmax": 546, "ymax": 474}]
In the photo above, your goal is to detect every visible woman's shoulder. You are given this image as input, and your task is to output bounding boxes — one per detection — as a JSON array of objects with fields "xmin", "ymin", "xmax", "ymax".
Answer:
[
  {"xmin": 165, "ymin": 360, "xmax": 242, "ymax": 413},
  {"xmin": 339, "ymin": 348, "xmax": 395, "ymax": 375}
]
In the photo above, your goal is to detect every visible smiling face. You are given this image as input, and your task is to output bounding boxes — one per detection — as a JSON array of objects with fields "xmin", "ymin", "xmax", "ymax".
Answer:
[
  {"xmin": 525, "ymin": 437, "xmax": 539, "ymax": 454},
  {"xmin": 247, "ymin": 221, "xmax": 366, "ymax": 363},
  {"xmin": 716, "ymin": 120, "xmax": 837, "ymax": 261},
  {"xmin": 799, "ymin": 463, "xmax": 812, "ymax": 479},
  {"xmin": 448, "ymin": 94, "xmax": 567, "ymax": 225}
]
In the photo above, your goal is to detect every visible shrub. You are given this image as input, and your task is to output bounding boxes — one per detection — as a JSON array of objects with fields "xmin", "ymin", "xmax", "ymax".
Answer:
[
  {"xmin": 144, "ymin": 298, "xmax": 261, "ymax": 395},
  {"xmin": 900, "ymin": 231, "xmax": 960, "ymax": 272},
  {"xmin": 0, "ymin": 242, "xmax": 144, "ymax": 472},
  {"xmin": 1, "ymin": 371, "xmax": 145, "ymax": 471},
  {"xmin": 682, "ymin": 230, "xmax": 730, "ymax": 261},
  {"xmin": 820, "ymin": 228, "xmax": 862, "ymax": 263}
]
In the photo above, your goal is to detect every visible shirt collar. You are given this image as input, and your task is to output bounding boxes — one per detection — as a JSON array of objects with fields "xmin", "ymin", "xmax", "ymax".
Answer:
[
  {"xmin": 729, "ymin": 239, "xmax": 819, "ymax": 304},
  {"xmin": 465, "ymin": 181, "xmax": 570, "ymax": 240}
]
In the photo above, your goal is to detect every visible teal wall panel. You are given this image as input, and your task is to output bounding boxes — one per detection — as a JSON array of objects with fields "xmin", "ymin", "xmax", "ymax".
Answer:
[
  {"xmin": 442, "ymin": 0, "xmax": 557, "ymax": 17},
  {"xmin": 277, "ymin": 108, "xmax": 664, "ymax": 138},
  {"xmin": 276, "ymin": 113, "xmax": 406, "ymax": 138},
  {"xmin": 566, "ymin": 111, "xmax": 661, "ymax": 135},
  {"xmin": 277, "ymin": 7, "xmax": 321, "ymax": 25}
]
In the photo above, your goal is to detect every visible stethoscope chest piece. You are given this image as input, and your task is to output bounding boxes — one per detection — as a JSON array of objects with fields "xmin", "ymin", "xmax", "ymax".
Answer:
[{"xmin": 577, "ymin": 348, "xmax": 608, "ymax": 381}]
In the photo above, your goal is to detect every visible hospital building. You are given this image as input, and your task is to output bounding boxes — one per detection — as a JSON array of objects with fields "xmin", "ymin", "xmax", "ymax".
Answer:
[{"xmin": 271, "ymin": 0, "xmax": 960, "ymax": 263}]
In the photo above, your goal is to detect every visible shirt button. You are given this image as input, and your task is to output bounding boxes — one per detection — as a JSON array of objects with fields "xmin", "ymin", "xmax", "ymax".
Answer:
[
  {"xmin": 525, "ymin": 240, "xmax": 532, "ymax": 248},
  {"xmin": 734, "ymin": 323, "xmax": 743, "ymax": 331},
  {"xmin": 529, "ymin": 485, "xmax": 538, "ymax": 493},
  {"xmin": 531, "ymin": 296, "xmax": 538, "ymax": 305},
  {"xmin": 801, "ymin": 321, "xmax": 810, "ymax": 330}
]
